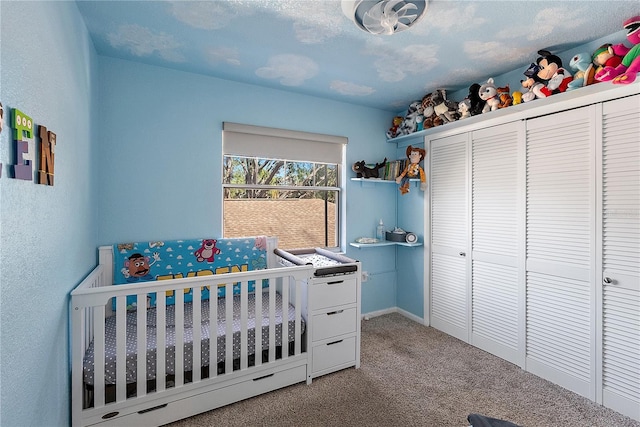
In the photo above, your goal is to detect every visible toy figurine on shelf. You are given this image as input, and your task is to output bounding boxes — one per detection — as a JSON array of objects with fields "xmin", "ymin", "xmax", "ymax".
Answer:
[
  {"xmin": 595, "ymin": 15, "xmax": 640, "ymax": 85},
  {"xmin": 396, "ymin": 145, "xmax": 426, "ymax": 195}
]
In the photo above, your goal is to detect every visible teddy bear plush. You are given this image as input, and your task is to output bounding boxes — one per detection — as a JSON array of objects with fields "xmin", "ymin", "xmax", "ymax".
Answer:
[
  {"xmin": 458, "ymin": 99, "xmax": 471, "ymax": 119},
  {"xmin": 595, "ymin": 15, "xmax": 640, "ymax": 85},
  {"xmin": 352, "ymin": 158, "xmax": 387, "ymax": 179},
  {"xmin": 386, "ymin": 116, "xmax": 403, "ymax": 139}
]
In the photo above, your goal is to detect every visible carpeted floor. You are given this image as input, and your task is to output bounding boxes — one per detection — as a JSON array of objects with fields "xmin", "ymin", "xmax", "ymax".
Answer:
[{"xmin": 169, "ymin": 313, "xmax": 640, "ymax": 427}]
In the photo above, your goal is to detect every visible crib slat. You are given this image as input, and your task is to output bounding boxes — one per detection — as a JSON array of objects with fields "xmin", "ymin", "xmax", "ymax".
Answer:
[
  {"xmin": 192, "ymin": 287, "xmax": 202, "ymax": 383},
  {"xmin": 136, "ymin": 293, "xmax": 147, "ymax": 398},
  {"xmin": 209, "ymin": 287, "xmax": 217, "ymax": 378},
  {"xmin": 175, "ymin": 290, "xmax": 184, "ymax": 387},
  {"xmin": 268, "ymin": 283, "xmax": 276, "ymax": 362},
  {"xmin": 294, "ymin": 277, "xmax": 301, "ymax": 355},
  {"xmin": 115, "ymin": 296, "xmax": 127, "ymax": 402},
  {"xmin": 225, "ymin": 283, "xmax": 233, "ymax": 371},
  {"xmin": 156, "ymin": 293, "xmax": 166, "ymax": 392},
  {"xmin": 240, "ymin": 281, "xmax": 248, "ymax": 370},
  {"xmin": 93, "ymin": 305, "xmax": 106, "ymax": 408},
  {"xmin": 281, "ymin": 279, "xmax": 289, "ymax": 360},
  {"xmin": 254, "ymin": 284, "xmax": 263, "ymax": 367}
]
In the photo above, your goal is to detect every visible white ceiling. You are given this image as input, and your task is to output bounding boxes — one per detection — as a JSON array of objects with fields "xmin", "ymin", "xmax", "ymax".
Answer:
[{"xmin": 75, "ymin": 0, "xmax": 639, "ymax": 111}]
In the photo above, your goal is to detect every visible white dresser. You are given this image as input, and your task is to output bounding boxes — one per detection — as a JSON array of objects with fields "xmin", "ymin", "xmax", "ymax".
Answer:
[{"xmin": 274, "ymin": 247, "xmax": 362, "ymax": 382}]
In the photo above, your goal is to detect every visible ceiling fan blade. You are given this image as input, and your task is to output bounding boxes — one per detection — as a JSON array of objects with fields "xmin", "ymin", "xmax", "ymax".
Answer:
[
  {"xmin": 395, "ymin": 3, "xmax": 418, "ymax": 22},
  {"xmin": 383, "ymin": 0, "xmax": 404, "ymax": 16}
]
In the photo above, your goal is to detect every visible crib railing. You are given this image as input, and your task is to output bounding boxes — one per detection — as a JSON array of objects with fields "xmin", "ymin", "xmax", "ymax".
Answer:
[{"xmin": 71, "ymin": 264, "xmax": 313, "ymax": 426}]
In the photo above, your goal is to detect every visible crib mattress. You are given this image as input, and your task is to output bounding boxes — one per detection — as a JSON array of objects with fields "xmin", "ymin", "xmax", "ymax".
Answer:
[{"xmin": 83, "ymin": 291, "xmax": 304, "ymax": 385}]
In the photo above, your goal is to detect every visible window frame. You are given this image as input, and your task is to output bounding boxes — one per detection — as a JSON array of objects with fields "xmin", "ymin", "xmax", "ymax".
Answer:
[{"xmin": 221, "ymin": 123, "xmax": 347, "ymax": 251}]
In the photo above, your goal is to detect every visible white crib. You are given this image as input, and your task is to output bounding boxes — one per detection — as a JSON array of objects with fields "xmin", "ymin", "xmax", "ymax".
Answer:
[{"xmin": 70, "ymin": 237, "xmax": 314, "ymax": 426}]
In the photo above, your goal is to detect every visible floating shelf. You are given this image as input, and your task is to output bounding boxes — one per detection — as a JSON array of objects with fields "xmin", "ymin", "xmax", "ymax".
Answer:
[
  {"xmin": 349, "ymin": 241, "xmax": 422, "ymax": 249},
  {"xmin": 350, "ymin": 177, "xmax": 420, "ymax": 187}
]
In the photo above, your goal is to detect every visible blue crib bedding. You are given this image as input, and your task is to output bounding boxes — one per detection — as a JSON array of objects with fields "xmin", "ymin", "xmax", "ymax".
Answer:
[{"xmin": 83, "ymin": 291, "xmax": 305, "ymax": 385}]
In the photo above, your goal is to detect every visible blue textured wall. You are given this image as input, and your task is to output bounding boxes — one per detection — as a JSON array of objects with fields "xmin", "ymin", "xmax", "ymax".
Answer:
[
  {"xmin": 0, "ymin": 2, "xmax": 98, "ymax": 426},
  {"xmin": 96, "ymin": 57, "xmax": 398, "ymax": 313}
]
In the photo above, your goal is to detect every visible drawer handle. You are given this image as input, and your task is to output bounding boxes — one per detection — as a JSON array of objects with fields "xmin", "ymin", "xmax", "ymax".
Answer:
[
  {"xmin": 102, "ymin": 412, "xmax": 120, "ymax": 419},
  {"xmin": 327, "ymin": 280, "xmax": 344, "ymax": 285},
  {"xmin": 327, "ymin": 310, "xmax": 344, "ymax": 315},
  {"xmin": 253, "ymin": 373, "xmax": 275, "ymax": 381},
  {"xmin": 138, "ymin": 404, "xmax": 167, "ymax": 414},
  {"xmin": 327, "ymin": 339, "xmax": 344, "ymax": 346}
]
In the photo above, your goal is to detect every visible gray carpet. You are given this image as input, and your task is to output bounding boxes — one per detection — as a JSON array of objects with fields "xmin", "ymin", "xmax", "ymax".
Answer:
[{"xmin": 169, "ymin": 313, "xmax": 640, "ymax": 427}]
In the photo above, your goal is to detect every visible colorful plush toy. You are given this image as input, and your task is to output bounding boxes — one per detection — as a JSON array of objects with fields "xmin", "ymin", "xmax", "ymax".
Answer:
[
  {"xmin": 352, "ymin": 158, "xmax": 387, "ymax": 179},
  {"xmin": 521, "ymin": 50, "xmax": 573, "ymax": 102},
  {"xmin": 479, "ymin": 78, "xmax": 501, "ymax": 113},
  {"xmin": 567, "ymin": 52, "xmax": 594, "ymax": 90},
  {"xmin": 591, "ymin": 43, "xmax": 623, "ymax": 75},
  {"xmin": 595, "ymin": 15, "xmax": 640, "ymax": 85},
  {"xmin": 395, "ymin": 145, "xmax": 426, "ymax": 195},
  {"xmin": 386, "ymin": 116, "xmax": 403, "ymax": 139},
  {"xmin": 496, "ymin": 84, "xmax": 513, "ymax": 108},
  {"xmin": 511, "ymin": 91, "xmax": 523, "ymax": 105}
]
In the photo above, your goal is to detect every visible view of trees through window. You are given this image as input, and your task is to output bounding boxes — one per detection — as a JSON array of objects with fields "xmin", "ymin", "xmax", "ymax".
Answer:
[{"xmin": 223, "ymin": 156, "xmax": 339, "ymax": 250}]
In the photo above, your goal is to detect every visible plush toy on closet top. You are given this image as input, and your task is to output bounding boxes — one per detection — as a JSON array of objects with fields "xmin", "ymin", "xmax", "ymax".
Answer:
[
  {"xmin": 520, "ymin": 49, "xmax": 573, "ymax": 102},
  {"xmin": 595, "ymin": 15, "xmax": 640, "ymax": 85}
]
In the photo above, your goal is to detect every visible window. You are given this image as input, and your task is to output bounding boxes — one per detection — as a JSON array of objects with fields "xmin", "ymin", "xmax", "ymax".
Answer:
[{"xmin": 222, "ymin": 123, "xmax": 347, "ymax": 250}]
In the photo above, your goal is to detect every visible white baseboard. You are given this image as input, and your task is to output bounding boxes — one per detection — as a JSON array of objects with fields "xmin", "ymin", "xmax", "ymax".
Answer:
[{"xmin": 362, "ymin": 307, "xmax": 426, "ymax": 326}]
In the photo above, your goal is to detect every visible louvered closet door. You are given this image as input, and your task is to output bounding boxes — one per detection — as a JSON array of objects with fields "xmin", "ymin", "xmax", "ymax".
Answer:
[
  {"xmin": 600, "ymin": 94, "xmax": 640, "ymax": 421},
  {"xmin": 430, "ymin": 133, "xmax": 469, "ymax": 342},
  {"xmin": 526, "ymin": 105, "xmax": 596, "ymax": 399},
  {"xmin": 470, "ymin": 122, "xmax": 525, "ymax": 366}
]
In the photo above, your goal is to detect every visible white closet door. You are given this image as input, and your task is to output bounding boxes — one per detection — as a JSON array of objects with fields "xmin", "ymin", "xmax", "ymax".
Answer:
[
  {"xmin": 470, "ymin": 122, "xmax": 525, "ymax": 366},
  {"xmin": 600, "ymin": 94, "xmax": 640, "ymax": 421},
  {"xmin": 430, "ymin": 133, "xmax": 469, "ymax": 341},
  {"xmin": 525, "ymin": 105, "xmax": 595, "ymax": 399}
]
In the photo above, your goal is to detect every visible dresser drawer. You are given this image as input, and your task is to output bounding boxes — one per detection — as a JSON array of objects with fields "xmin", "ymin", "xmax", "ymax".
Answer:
[
  {"xmin": 309, "ymin": 277, "xmax": 357, "ymax": 310},
  {"xmin": 312, "ymin": 336, "xmax": 356, "ymax": 374},
  {"xmin": 312, "ymin": 307, "xmax": 357, "ymax": 342}
]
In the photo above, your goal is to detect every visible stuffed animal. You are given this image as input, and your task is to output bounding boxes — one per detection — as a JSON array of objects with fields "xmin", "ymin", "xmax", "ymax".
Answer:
[
  {"xmin": 511, "ymin": 91, "xmax": 523, "ymax": 105},
  {"xmin": 496, "ymin": 84, "xmax": 513, "ymax": 108},
  {"xmin": 352, "ymin": 158, "xmax": 387, "ymax": 179},
  {"xmin": 521, "ymin": 50, "xmax": 573, "ymax": 102},
  {"xmin": 395, "ymin": 145, "xmax": 426, "ymax": 195},
  {"xmin": 592, "ymin": 43, "xmax": 624, "ymax": 75},
  {"xmin": 458, "ymin": 99, "xmax": 471, "ymax": 119},
  {"xmin": 467, "ymin": 83, "xmax": 486, "ymax": 116},
  {"xmin": 595, "ymin": 15, "xmax": 640, "ymax": 85},
  {"xmin": 421, "ymin": 91, "xmax": 443, "ymax": 129},
  {"xmin": 398, "ymin": 101, "xmax": 423, "ymax": 136},
  {"xmin": 386, "ymin": 116, "xmax": 403, "ymax": 139},
  {"xmin": 567, "ymin": 52, "xmax": 594, "ymax": 90},
  {"xmin": 479, "ymin": 78, "xmax": 501, "ymax": 113},
  {"xmin": 432, "ymin": 89, "xmax": 460, "ymax": 123}
]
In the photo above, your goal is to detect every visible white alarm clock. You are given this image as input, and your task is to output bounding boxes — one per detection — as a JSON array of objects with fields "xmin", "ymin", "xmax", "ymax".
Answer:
[{"xmin": 405, "ymin": 232, "xmax": 418, "ymax": 244}]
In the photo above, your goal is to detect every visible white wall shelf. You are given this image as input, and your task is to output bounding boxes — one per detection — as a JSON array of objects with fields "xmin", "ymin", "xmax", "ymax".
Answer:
[
  {"xmin": 349, "ymin": 241, "xmax": 422, "ymax": 249},
  {"xmin": 350, "ymin": 177, "xmax": 420, "ymax": 187}
]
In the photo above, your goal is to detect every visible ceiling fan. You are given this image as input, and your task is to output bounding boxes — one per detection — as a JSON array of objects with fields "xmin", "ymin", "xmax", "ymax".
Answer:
[{"xmin": 342, "ymin": 0, "xmax": 428, "ymax": 35}]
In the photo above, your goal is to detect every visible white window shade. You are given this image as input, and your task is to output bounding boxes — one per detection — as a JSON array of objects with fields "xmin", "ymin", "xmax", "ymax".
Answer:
[{"xmin": 223, "ymin": 122, "xmax": 347, "ymax": 164}]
